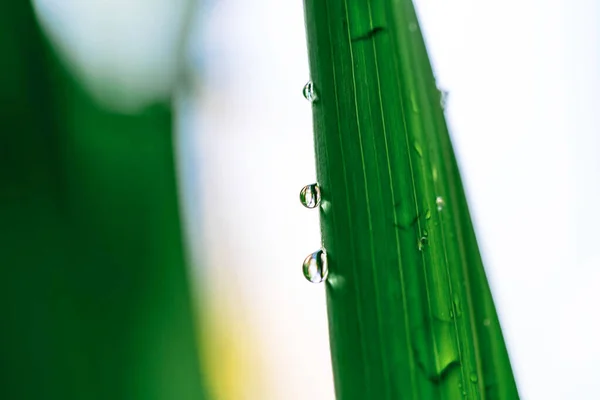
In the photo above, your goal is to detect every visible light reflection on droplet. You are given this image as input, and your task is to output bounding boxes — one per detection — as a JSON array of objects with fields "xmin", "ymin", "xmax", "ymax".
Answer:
[
  {"xmin": 418, "ymin": 236, "xmax": 428, "ymax": 251},
  {"xmin": 436, "ymin": 196, "xmax": 445, "ymax": 211},
  {"xmin": 299, "ymin": 183, "xmax": 321, "ymax": 209},
  {"xmin": 302, "ymin": 80, "xmax": 318, "ymax": 103},
  {"xmin": 302, "ymin": 249, "xmax": 328, "ymax": 283},
  {"xmin": 440, "ymin": 89, "xmax": 449, "ymax": 109}
]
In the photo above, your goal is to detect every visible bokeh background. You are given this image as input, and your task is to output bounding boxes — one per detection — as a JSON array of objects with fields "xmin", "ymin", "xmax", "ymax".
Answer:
[{"xmin": 3, "ymin": 0, "xmax": 599, "ymax": 399}]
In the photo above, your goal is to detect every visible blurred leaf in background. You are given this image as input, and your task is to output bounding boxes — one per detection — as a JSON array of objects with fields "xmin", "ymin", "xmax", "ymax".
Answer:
[{"xmin": 0, "ymin": 1, "xmax": 207, "ymax": 399}]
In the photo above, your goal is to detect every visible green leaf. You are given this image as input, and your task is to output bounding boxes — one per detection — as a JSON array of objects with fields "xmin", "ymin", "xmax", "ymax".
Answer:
[
  {"xmin": 302, "ymin": 0, "xmax": 519, "ymax": 399},
  {"xmin": 0, "ymin": 2, "xmax": 206, "ymax": 399}
]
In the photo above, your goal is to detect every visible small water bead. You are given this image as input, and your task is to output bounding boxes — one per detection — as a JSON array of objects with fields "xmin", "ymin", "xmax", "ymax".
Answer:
[
  {"xmin": 413, "ymin": 320, "xmax": 459, "ymax": 381},
  {"xmin": 299, "ymin": 184, "xmax": 321, "ymax": 209},
  {"xmin": 408, "ymin": 22, "xmax": 418, "ymax": 32},
  {"xmin": 418, "ymin": 236, "xmax": 428, "ymax": 251},
  {"xmin": 483, "ymin": 318, "xmax": 491, "ymax": 327},
  {"xmin": 469, "ymin": 372, "xmax": 478, "ymax": 383},
  {"xmin": 410, "ymin": 91, "xmax": 420, "ymax": 113},
  {"xmin": 413, "ymin": 141, "xmax": 423, "ymax": 157},
  {"xmin": 302, "ymin": 81, "xmax": 318, "ymax": 103},
  {"xmin": 436, "ymin": 196, "xmax": 445, "ymax": 211},
  {"xmin": 440, "ymin": 89, "xmax": 449, "ymax": 110},
  {"xmin": 302, "ymin": 249, "xmax": 328, "ymax": 283},
  {"xmin": 453, "ymin": 294, "xmax": 463, "ymax": 318},
  {"xmin": 425, "ymin": 209, "xmax": 431, "ymax": 220}
]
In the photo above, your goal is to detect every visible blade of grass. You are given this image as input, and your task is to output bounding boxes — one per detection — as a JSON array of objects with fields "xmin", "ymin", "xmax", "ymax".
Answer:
[{"xmin": 302, "ymin": 0, "xmax": 519, "ymax": 398}]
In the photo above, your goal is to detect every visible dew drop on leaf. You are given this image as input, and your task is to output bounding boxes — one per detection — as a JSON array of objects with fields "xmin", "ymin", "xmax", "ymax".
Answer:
[
  {"xmin": 440, "ymin": 89, "xmax": 449, "ymax": 110},
  {"xmin": 418, "ymin": 236, "xmax": 428, "ymax": 251},
  {"xmin": 470, "ymin": 372, "xmax": 478, "ymax": 383},
  {"xmin": 436, "ymin": 196, "xmax": 445, "ymax": 211},
  {"xmin": 299, "ymin": 183, "xmax": 321, "ymax": 209},
  {"xmin": 453, "ymin": 293, "xmax": 463, "ymax": 318},
  {"xmin": 302, "ymin": 80, "xmax": 318, "ymax": 103},
  {"xmin": 302, "ymin": 249, "xmax": 328, "ymax": 283},
  {"xmin": 410, "ymin": 91, "xmax": 420, "ymax": 113},
  {"xmin": 483, "ymin": 318, "xmax": 491, "ymax": 327},
  {"xmin": 414, "ymin": 319, "xmax": 460, "ymax": 381},
  {"xmin": 413, "ymin": 141, "xmax": 423, "ymax": 157}
]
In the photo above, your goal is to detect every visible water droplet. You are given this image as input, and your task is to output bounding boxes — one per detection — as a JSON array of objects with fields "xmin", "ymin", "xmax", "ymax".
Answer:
[
  {"xmin": 410, "ymin": 91, "xmax": 420, "ymax": 113},
  {"xmin": 413, "ymin": 141, "xmax": 423, "ymax": 157},
  {"xmin": 302, "ymin": 249, "xmax": 328, "ymax": 283},
  {"xmin": 453, "ymin": 294, "xmax": 463, "ymax": 318},
  {"xmin": 436, "ymin": 196, "xmax": 445, "ymax": 211},
  {"xmin": 394, "ymin": 203, "xmax": 420, "ymax": 230},
  {"xmin": 418, "ymin": 236, "xmax": 428, "ymax": 251},
  {"xmin": 470, "ymin": 372, "xmax": 478, "ymax": 383},
  {"xmin": 413, "ymin": 320, "xmax": 460, "ymax": 382},
  {"xmin": 425, "ymin": 209, "xmax": 431, "ymax": 220},
  {"xmin": 483, "ymin": 318, "xmax": 491, "ymax": 327},
  {"xmin": 440, "ymin": 89, "xmax": 449, "ymax": 109},
  {"xmin": 299, "ymin": 183, "xmax": 321, "ymax": 209},
  {"xmin": 302, "ymin": 81, "xmax": 318, "ymax": 103},
  {"xmin": 432, "ymin": 167, "xmax": 438, "ymax": 182},
  {"xmin": 408, "ymin": 22, "xmax": 418, "ymax": 32}
]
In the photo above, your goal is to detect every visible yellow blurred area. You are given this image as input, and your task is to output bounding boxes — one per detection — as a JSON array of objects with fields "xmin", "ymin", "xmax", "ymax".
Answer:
[{"xmin": 198, "ymin": 293, "xmax": 266, "ymax": 400}]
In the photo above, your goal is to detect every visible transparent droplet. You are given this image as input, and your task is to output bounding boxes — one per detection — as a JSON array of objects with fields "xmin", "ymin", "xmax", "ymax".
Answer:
[
  {"xmin": 299, "ymin": 183, "xmax": 321, "ymax": 209},
  {"xmin": 413, "ymin": 141, "xmax": 423, "ymax": 157},
  {"xmin": 418, "ymin": 236, "xmax": 428, "ymax": 251},
  {"xmin": 483, "ymin": 318, "xmax": 491, "ymax": 327},
  {"xmin": 408, "ymin": 22, "xmax": 418, "ymax": 32},
  {"xmin": 469, "ymin": 372, "xmax": 478, "ymax": 383},
  {"xmin": 425, "ymin": 209, "xmax": 431, "ymax": 220},
  {"xmin": 440, "ymin": 89, "xmax": 449, "ymax": 109},
  {"xmin": 302, "ymin": 249, "xmax": 328, "ymax": 283},
  {"xmin": 410, "ymin": 91, "xmax": 420, "ymax": 113},
  {"xmin": 394, "ymin": 203, "xmax": 418, "ymax": 230},
  {"xmin": 436, "ymin": 196, "xmax": 445, "ymax": 211},
  {"xmin": 453, "ymin": 293, "xmax": 463, "ymax": 318},
  {"xmin": 413, "ymin": 320, "xmax": 459, "ymax": 382},
  {"xmin": 302, "ymin": 81, "xmax": 318, "ymax": 103}
]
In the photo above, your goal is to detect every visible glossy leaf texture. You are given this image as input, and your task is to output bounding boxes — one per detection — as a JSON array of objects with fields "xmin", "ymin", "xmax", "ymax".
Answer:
[{"xmin": 302, "ymin": 0, "xmax": 519, "ymax": 399}]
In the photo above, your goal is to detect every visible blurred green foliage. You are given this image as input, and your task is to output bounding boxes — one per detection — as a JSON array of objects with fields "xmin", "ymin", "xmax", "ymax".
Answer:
[{"xmin": 0, "ymin": 2, "xmax": 206, "ymax": 399}]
